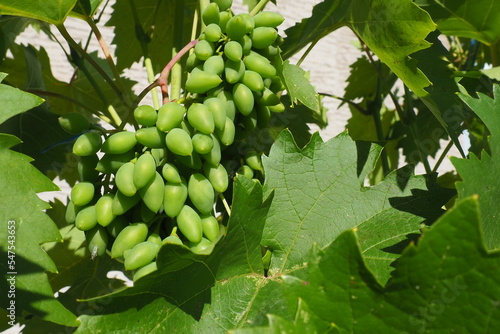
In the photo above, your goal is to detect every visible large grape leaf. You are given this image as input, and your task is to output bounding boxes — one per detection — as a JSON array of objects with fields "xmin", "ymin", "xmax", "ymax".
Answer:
[
  {"xmin": 0, "ymin": 0, "xmax": 77, "ymax": 25},
  {"xmin": 0, "ymin": 134, "xmax": 78, "ymax": 327},
  {"xmin": 415, "ymin": 0, "xmax": 500, "ymax": 45},
  {"xmin": 282, "ymin": 0, "xmax": 435, "ymax": 97},
  {"xmin": 0, "ymin": 72, "xmax": 44, "ymax": 124},
  {"xmin": 262, "ymin": 130, "xmax": 454, "ymax": 284},
  {"xmin": 70, "ymin": 0, "xmax": 103, "ymax": 18},
  {"xmin": 451, "ymin": 84, "xmax": 500, "ymax": 250},
  {"xmin": 105, "ymin": 0, "xmax": 196, "ymax": 73},
  {"xmin": 75, "ymin": 176, "xmax": 284, "ymax": 333},
  {"xmin": 237, "ymin": 197, "xmax": 500, "ymax": 333}
]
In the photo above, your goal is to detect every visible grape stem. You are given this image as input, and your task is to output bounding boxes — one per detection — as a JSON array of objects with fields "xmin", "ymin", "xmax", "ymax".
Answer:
[
  {"xmin": 250, "ymin": 0, "xmax": 270, "ymax": 16},
  {"xmin": 158, "ymin": 39, "xmax": 199, "ymax": 104},
  {"xmin": 219, "ymin": 193, "xmax": 231, "ymax": 217}
]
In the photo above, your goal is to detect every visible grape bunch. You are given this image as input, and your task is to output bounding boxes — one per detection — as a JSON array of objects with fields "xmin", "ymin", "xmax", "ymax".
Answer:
[{"xmin": 62, "ymin": 0, "xmax": 285, "ymax": 281}]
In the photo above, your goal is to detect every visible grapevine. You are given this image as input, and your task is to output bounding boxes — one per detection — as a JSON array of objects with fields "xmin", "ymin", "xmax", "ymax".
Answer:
[{"xmin": 63, "ymin": 0, "xmax": 285, "ymax": 281}]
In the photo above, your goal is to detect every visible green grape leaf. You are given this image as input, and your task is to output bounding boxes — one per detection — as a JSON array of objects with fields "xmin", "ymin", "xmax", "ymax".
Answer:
[
  {"xmin": 0, "ymin": 0, "xmax": 77, "ymax": 25},
  {"xmin": 105, "ymin": 0, "xmax": 196, "ymax": 73},
  {"xmin": 0, "ymin": 16, "xmax": 34, "ymax": 62},
  {"xmin": 415, "ymin": 0, "xmax": 500, "ymax": 45},
  {"xmin": 0, "ymin": 134, "xmax": 78, "ymax": 327},
  {"xmin": 282, "ymin": 0, "xmax": 435, "ymax": 97},
  {"xmin": 262, "ymin": 130, "xmax": 453, "ymax": 284},
  {"xmin": 70, "ymin": 0, "xmax": 103, "ymax": 18},
  {"xmin": 452, "ymin": 84, "xmax": 500, "ymax": 250},
  {"xmin": 0, "ymin": 72, "xmax": 44, "ymax": 124},
  {"xmin": 75, "ymin": 176, "xmax": 285, "ymax": 333},
  {"xmin": 272, "ymin": 197, "xmax": 500, "ymax": 333},
  {"xmin": 279, "ymin": 60, "xmax": 320, "ymax": 113}
]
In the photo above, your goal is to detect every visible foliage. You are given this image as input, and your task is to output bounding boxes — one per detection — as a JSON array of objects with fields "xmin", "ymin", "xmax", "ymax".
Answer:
[{"xmin": 0, "ymin": 0, "xmax": 499, "ymax": 332}]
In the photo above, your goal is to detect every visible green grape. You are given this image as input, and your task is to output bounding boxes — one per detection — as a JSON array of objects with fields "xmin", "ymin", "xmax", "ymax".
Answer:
[
  {"xmin": 124, "ymin": 241, "xmax": 159, "ymax": 270},
  {"xmin": 194, "ymin": 40, "xmax": 215, "ymax": 61},
  {"xmin": 203, "ymin": 163, "xmax": 229, "ymax": 193},
  {"xmin": 177, "ymin": 151, "xmax": 202, "ymax": 169},
  {"xmin": 65, "ymin": 200, "xmax": 78, "ymax": 224},
  {"xmin": 134, "ymin": 105, "xmax": 157, "ymax": 127},
  {"xmin": 253, "ymin": 11, "xmax": 284, "ymax": 28},
  {"xmin": 187, "ymin": 103, "xmax": 215, "ymax": 134},
  {"xmin": 101, "ymin": 131, "xmax": 137, "ymax": 154},
  {"xmin": 161, "ymin": 163, "xmax": 182, "ymax": 183},
  {"xmin": 71, "ymin": 182, "xmax": 95, "ymax": 206},
  {"xmin": 202, "ymin": 134, "xmax": 221, "ymax": 166},
  {"xmin": 204, "ymin": 23, "xmax": 222, "ymax": 42},
  {"xmin": 115, "ymin": 162, "xmax": 137, "ymax": 197},
  {"xmin": 224, "ymin": 59, "xmax": 245, "ymax": 84},
  {"xmin": 112, "ymin": 191, "xmax": 141, "ymax": 216},
  {"xmin": 237, "ymin": 165, "xmax": 254, "ymax": 179},
  {"xmin": 225, "ymin": 14, "xmax": 248, "ymax": 40},
  {"xmin": 96, "ymin": 150, "xmax": 135, "ymax": 173},
  {"xmin": 256, "ymin": 45, "xmax": 279, "ymax": 61},
  {"xmin": 180, "ymin": 118, "xmax": 195, "ymax": 136},
  {"xmin": 251, "ymin": 27, "xmax": 278, "ymax": 49},
  {"xmin": 176, "ymin": 205, "xmax": 203, "ymax": 243},
  {"xmin": 224, "ymin": 41, "xmax": 243, "ymax": 61},
  {"xmin": 73, "ymin": 131, "xmax": 102, "ymax": 156},
  {"xmin": 203, "ymin": 97, "xmax": 227, "ymax": 130},
  {"xmin": 269, "ymin": 75, "xmax": 285, "ymax": 92},
  {"xmin": 186, "ymin": 68, "xmax": 222, "ymax": 93},
  {"xmin": 106, "ymin": 215, "xmax": 128, "ymax": 238},
  {"xmin": 164, "ymin": 180, "xmax": 188, "ymax": 218},
  {"xmin": 78, "ymin": 154, "xmax": 99, "ymax": 182},
  {"xmin": 217, "ymin": 90, "xmax": 236, "ymax": 121},
  {"xmin": 135, "ymin": 127, "xmax": 166, "ymax": 148},
  {"xmin": 238, "ymin": 35, "xmax": 252, "ymax": 55},
  {"xmin": 245, "ymin": 150, "xmax": 263, "ymax": 171},
  {"xmin": 58, "ymin": 113, "xmax": 90, "ymax": 134},
  {"xmin": 188, "ymin": 173, "xmax": 215, "ymax": 214},
  {"xmin": 192, "ymin": 133, "xmax": 214, "ymax": 154},
  {"xmin": 86, "ymin": 226, "xmax": 109, "ymax": 257},
  {"xmin": 218, "ymin": 10, "xmax": 232, "ymax": 33},
  {"xmin": 111, "ymin": 222, "xmax": 148, "ymax": 258},
  {"xmin": 212, "ymin": 0, "xmax": 232, "ymax": 11},
  {"xmin": 203, "ymin": 55, "xmax": 225, "ymax": 75},
  {"xmin": 95, "ymin": 194, "xmax": 115, "ymax": 227},
  {"xmin": 233, "ymin": 83, "xmax": 254, "ymax": 116},
  {"xmin": 241, "ymin": 70, "xmax": 264, "ymax": 92},
  {"xmin": 138, "ymin": 172, "xmax": 164, "ymax": 213},
  {"xmin": 166, "ymin": 128, "xmax": 193, "ymax": 156},
  {"xmin": 156, "ymin": 101, "xmax": 185, "ymax": 132},
  {"xmin": 133, "ymin": 261, "xmax": 157, "ymax": 281},
  {"xmin": 75, "ymin": 205, "xmax": 98, "ymax": 231},
  {"xmin": 147, "ymin": 233, "xmax": 163, "ymax": 248},
  {"xmin": 200, "ymin": 214, "xmax": 219, "ymax": 241},
  {"xmin": 240, "ymin": 13, "xmax": 255, "ymax": 32},
  {"xmin": 188, "ymin": 237, "xmax": 212, "ymax": 254},
  {"xmin": 163, "ymin": 235, "xmax": 183, "ymax": 245},
  {"xmin": 258, "ymin": 87, "xmax": 280, "ymax": 106},
  {"xmin": 201, "ymin": 2, "xmax": 219, "ymax": 26},
  {"xmin": 215, "ymin": 117, "xmax": 235, "ymax": 146},
  {"xmin": 243, "ymin": 54, "xmax": 276, "ymax": 78},
  {"xmin": 267, "ymin": 102, "xmax": 285, "ymax": 113},
  {"xmin": 133, "ymin": 153, "xmax": 156, "ymax": 189}
]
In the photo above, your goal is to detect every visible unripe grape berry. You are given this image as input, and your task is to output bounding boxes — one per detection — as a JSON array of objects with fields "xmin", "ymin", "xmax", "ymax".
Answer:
[
  {"xmin": 176, "ymin": 205, "xmax": 203, "ymax": 243},
  {"xmin": 192, "ymin": 133, "xmax": 214, "ymax": 154},
  {"xmin": 133, "ymin": 261, "xmax": 158, "ymax": 282},
  {"xmin": 177, "ymin": 152, "xmax": 202, "ymax": 170},
  {"xmin": 71, "ymin": 182, "xmax": 95, "ymax": 206},
  {"xmin": 200, "ymin": 214, "xmax": 220, "ymax": 241},
  {"xmin": 134, "ymin": 105, "xmax": 157, "ymax": 127},
  {"xmin": 224, "ymin": 59, "xmax": 245, "ymax": 84},
  {"xmin": 188, "ymin": 173, "xmax": 215, "ymax": 214},
  {"xmin": 241, "ymin": 70, "xmax": 264, "ymax": 92},
  {"xmin": 162, "ymin": 163, "xmax": 182, "ymax": 183},
  {"xmin": 253, "ymin": 11, "xmax": 285, "ymax": 28},
  {"xmin": 156, "ymin": 102, "xmax": 185, "ymax": 132},
  {"xmin": 101, "ymin": 131, "xmax": 137, "ymax": 154},
  {"xmin": 75, "ymin": 205, "xmax": 98, "ymax": 231},
  {"xmin": 58, "ymin": 113, "xmax": 90, "ymax": 134},
  {"xmin": 251, "ymin": 27, "xmax": 278, "ymax": 49},
  {"xmin": 164, "ymin": 180, "xmax": 188, "ymax": 218},
  {"xmin": 96, "ymin": 150, "xmax": 135, "ymax": 173},
  {"xmin": 237, "ymin": 165, "xmax": 254, "ymax": 179},
  {"xmin": 203, "ymin": 163, "xmax": 229, "ymax": 193},
  {"xmin": 203, "ymin": 97, "xmax": 227, "ymax": 130},
  {"xmin": 203, "ymin": 55, "xmax": 225, "ymax": 75},
  {"xmin": 111, "ymin": 222, "xmax": 148, "ymax": 258},
  {"xmin": 166, "ymin": 128, "xmax": 193, "ymax": 156},
  {"xmin": 212, "ymin": 0, "xmax": 232, "ymax": 11},
  {"xmin": 124, "ymin": 241, "xmax": 159, "ymax": 270},
  {"xmin": 217, "ymin": 90, "xmax": 236, "ymax": 121},
  {"xmin": 215, "ymin": 117, "xmax": 235, "ymax": 146},
  {"xmin": 73, "ymin": 131, "xmax": 102, "ymax": 156},
  {"xmin": 78, "ymin": 154, "xmax": 99, "ymax": 182},
  {"xmin": 233, "ymin": 83, "xmax": 254, "ymax": 116},
  {"xmin": 243, "ymin": 54, "xmax": 276, "ymax": 78},
  {"xmin": 245, "ymin": 150, "xmax": 263, "ymax": 171},
  {"xmin": 112, "ymin": 191, "xmax": 141, "ymax": 216},
  {"xmin": 138, "ymin": 172, "xmax": 164, "ymax": 213},
  {"xmin": 86, "ymin": 226, "xmax": 109, "ymax": 257},
  {"xmin": 224, "ymin": 41, "xmax": 243, "ymax": 61},
  {"xmin": 194, "ymin": 40, "xmax": 215, "ymax": 61},
  {"xmin": 202, "ymin": 2, "xmax": 220, "ymax": 26},
  {"xmin": 218, "ymin": 11, "xmax": 232, "ymax": 33},
  {"xmin": 115, "ymin": 162, "xmax": 137, "ymax": 197},
  {"xmin": 186, "ymin": 68, "xmax": 222, "ymax": 93},
  {"xmin": 133, "ymin": 153, "xmax": 157, "ymax": 189},
  {"xmin": 187, "ymin": 103, "xmax": 215, "ymax": 134},
  {"xmin": 225, "ymin": 14, "xmax": 248, "ymax": 40},
  {"xmin": 95, "ymin": 194, "xmax": 115, "ymax": 227},
  {"xmin": 202, "ymin": 134, "xmax": 221, "ymax": 166},
  {"xmin": 204, "ymin": 23, "xmax": 222, "ymax": 42},
  {"xmin": 188, "ymin": 237, "xmax": 212, "ymax": 254},
  {"xmin": 237, "ymin": 35, "xmax": 252, "ymax": 55},
  {"xmin": 135, "ymin": 127, "xmax": 166, "ymax": 148}
]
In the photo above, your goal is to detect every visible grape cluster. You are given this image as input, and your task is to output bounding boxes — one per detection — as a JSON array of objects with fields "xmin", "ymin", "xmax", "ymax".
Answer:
[{"xmin": 63, "ymin": 0, "xmax": 285, "ymax": 281}]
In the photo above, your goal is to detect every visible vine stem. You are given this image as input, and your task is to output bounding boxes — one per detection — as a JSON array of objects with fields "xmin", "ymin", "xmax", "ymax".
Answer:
[
  {"xmin": 85, "ymin": 16, "xmax": 129, "ymax": 98},
  {"xmin": 56, "ymin": 24, "xmax": 127, "ymax": 105},
  {"xmin": 250, "ymin": 0, "xmax": 270, "ymax": 16},
  {"xmin": 432, "ymin": 140, "xmax": 454, "ymax": 173},
  {"xmin": 158, "ymin": 39, "xmax": 199, "ymax": 104}
]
